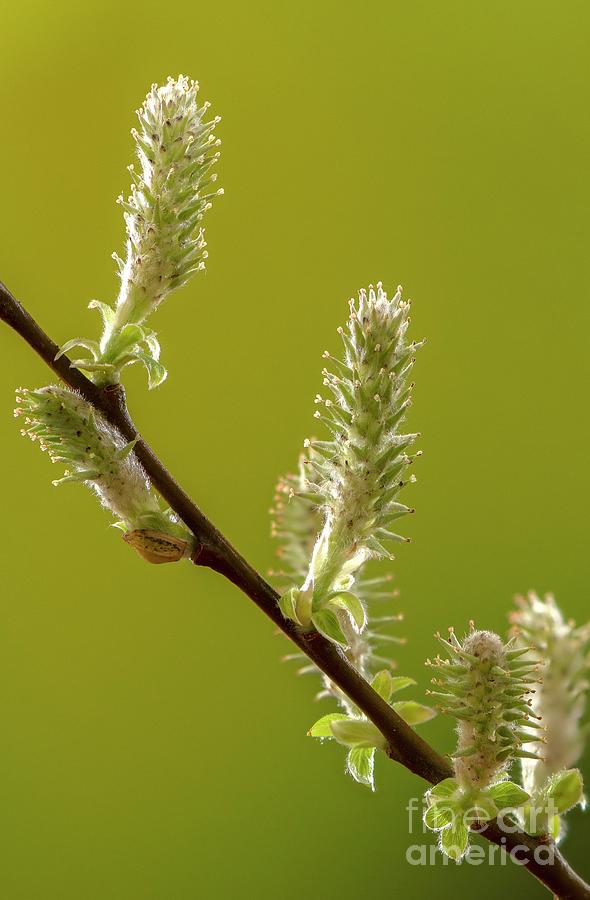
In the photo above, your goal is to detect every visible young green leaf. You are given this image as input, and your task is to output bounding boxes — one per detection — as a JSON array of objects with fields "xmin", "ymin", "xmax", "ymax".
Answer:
[
  {"xmin": 428, "ymin": 778, "xmax": 460, "ymax": 802},
  {"xmin": 328, "ymin": 592, "xmax": 366, "ymax": 631},
  {"xmin": 487, "ymin": 781, "xmax": 530, "ymax": 810},
  {"xmin": 329, "ymin": 718, "xmax": 387, "ymax": 750},
  {"xmin": 88, "ymin": 299, "xmax": 116, "ymax": 329},
  {"xmin": 308, "ymin": 713, "xmax": 350, "ymax": 738},
  {"xmin": 424, "ymin": 802, "xmax": 456, "ymax": 830},
  {"xmin": 347, "ymin": 747, "xmax": 376, "ymax": 790},
  {"xmin": 388, "ymin": 676, "xmax": 417, "ymax": 695},
  {"xmin": 311, "ymin": 609, "xmax": 348, "ymax": 646},
  {"xmin": 546, "ymin": 769, "xmax": 584, "ymax": 815},
  {"xmin": 440, "ymin": 818, "xmax": 469, "ymax": 861},
  {"xmin": 134, "ymin": 351, "xmax": 167, "ymax": 390},
  {"xmin": 392, "ymin": 700, "xmax": 436, "ymax": 726},
  {"xmin": 465, "ymin": 791, "xmax": 498, "ymax": 823},
  {"xmin": 548, "ymin": 814, "xmax": 561, "ymax": 841},
  {"xmin": 371, "ymin": 669, "xmax": 394, "ymax": 702},
  {"xmin": 278, "ymin": 588, "xmax": 299, "ymax": 623}
]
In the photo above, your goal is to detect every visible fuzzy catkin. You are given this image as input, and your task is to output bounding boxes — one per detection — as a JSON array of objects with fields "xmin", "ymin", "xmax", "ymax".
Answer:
[
  {"xmin": 15, "ymin": 385, "xmax": 189, "ymax": 540},
  {"xmin": 110, "ymin": 75, "xmax": 222, "ymax": 333},
  {"xmin": 454, "ymin": 632, "xmax": 512, "ymax": 789},
  {"xmin": 63, "ymin": 76, "xmax": 223, "ymax": 387},
  {"xmin": 511, "ymin": 592, "xmax": 590, "ymax": 794},
  {"xmin": 427, "ymin": 627, "xmax": 542, "ymax": 790},
  {"xmin": 303, "ymin": 283, "xmax": 421, "ymax": 606}
]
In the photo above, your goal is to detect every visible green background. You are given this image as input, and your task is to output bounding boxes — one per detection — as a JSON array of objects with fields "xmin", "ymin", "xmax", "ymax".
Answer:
[{"xmin": 1, "ymin": 1, "xmax": 589, "ymax": 897}]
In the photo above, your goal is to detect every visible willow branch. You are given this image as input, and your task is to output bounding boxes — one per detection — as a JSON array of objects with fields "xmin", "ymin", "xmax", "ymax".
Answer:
[{"xmin": 1, "ymin": 279, "xmax": 588, "ymax": 899}]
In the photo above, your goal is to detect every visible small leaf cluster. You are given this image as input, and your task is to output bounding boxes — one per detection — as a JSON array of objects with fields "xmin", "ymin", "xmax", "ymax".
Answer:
[
  {"xmin": 308, "ymin": 669, "xmax": 434, "ymax": 790},
  {"xmin": 58, "ymin": 314, "xmax": 166, "ymax": 389},
  {"xmin": 424, "ymin": 776, "xmax": 530, "ymax": 861}
]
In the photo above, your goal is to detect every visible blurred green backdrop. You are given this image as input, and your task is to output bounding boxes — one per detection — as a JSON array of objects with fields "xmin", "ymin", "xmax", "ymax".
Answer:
[{"xmin": 1, "ymin": 1, "xmax": 589, "ymax": 897}]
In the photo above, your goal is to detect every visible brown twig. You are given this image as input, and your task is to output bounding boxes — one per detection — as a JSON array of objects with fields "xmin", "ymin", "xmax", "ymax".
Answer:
[{"xmin": 1, "ymin": 279, "xmax": 588, "ymax": 899}]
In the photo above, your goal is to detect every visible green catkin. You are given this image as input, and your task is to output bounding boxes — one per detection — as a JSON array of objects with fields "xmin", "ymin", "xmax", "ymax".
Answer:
[
  {"xmin": 59, "ymin": 75, "xmax": 222, "ymax": 387},
  {"xmin": 422, "ymin": 625, "xmax": 541, "ymax": 860},
  {"xmin": 15, "ymin": 385, "xmax": 193, "ymax": 551},
  {"xmin": 428, "ymin": 626, "xmax": 542, "ymax": 789},
  {"xmin": 304, "ymin": 283, "xmax": 420, "ymax": 602},
  {"xmin": 110, "ymin": 75, "xmax": 222, "ymax": 332},
  {"xmin": 277, "ymin": 282, "xmax": 422, "ymax": 644}
]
